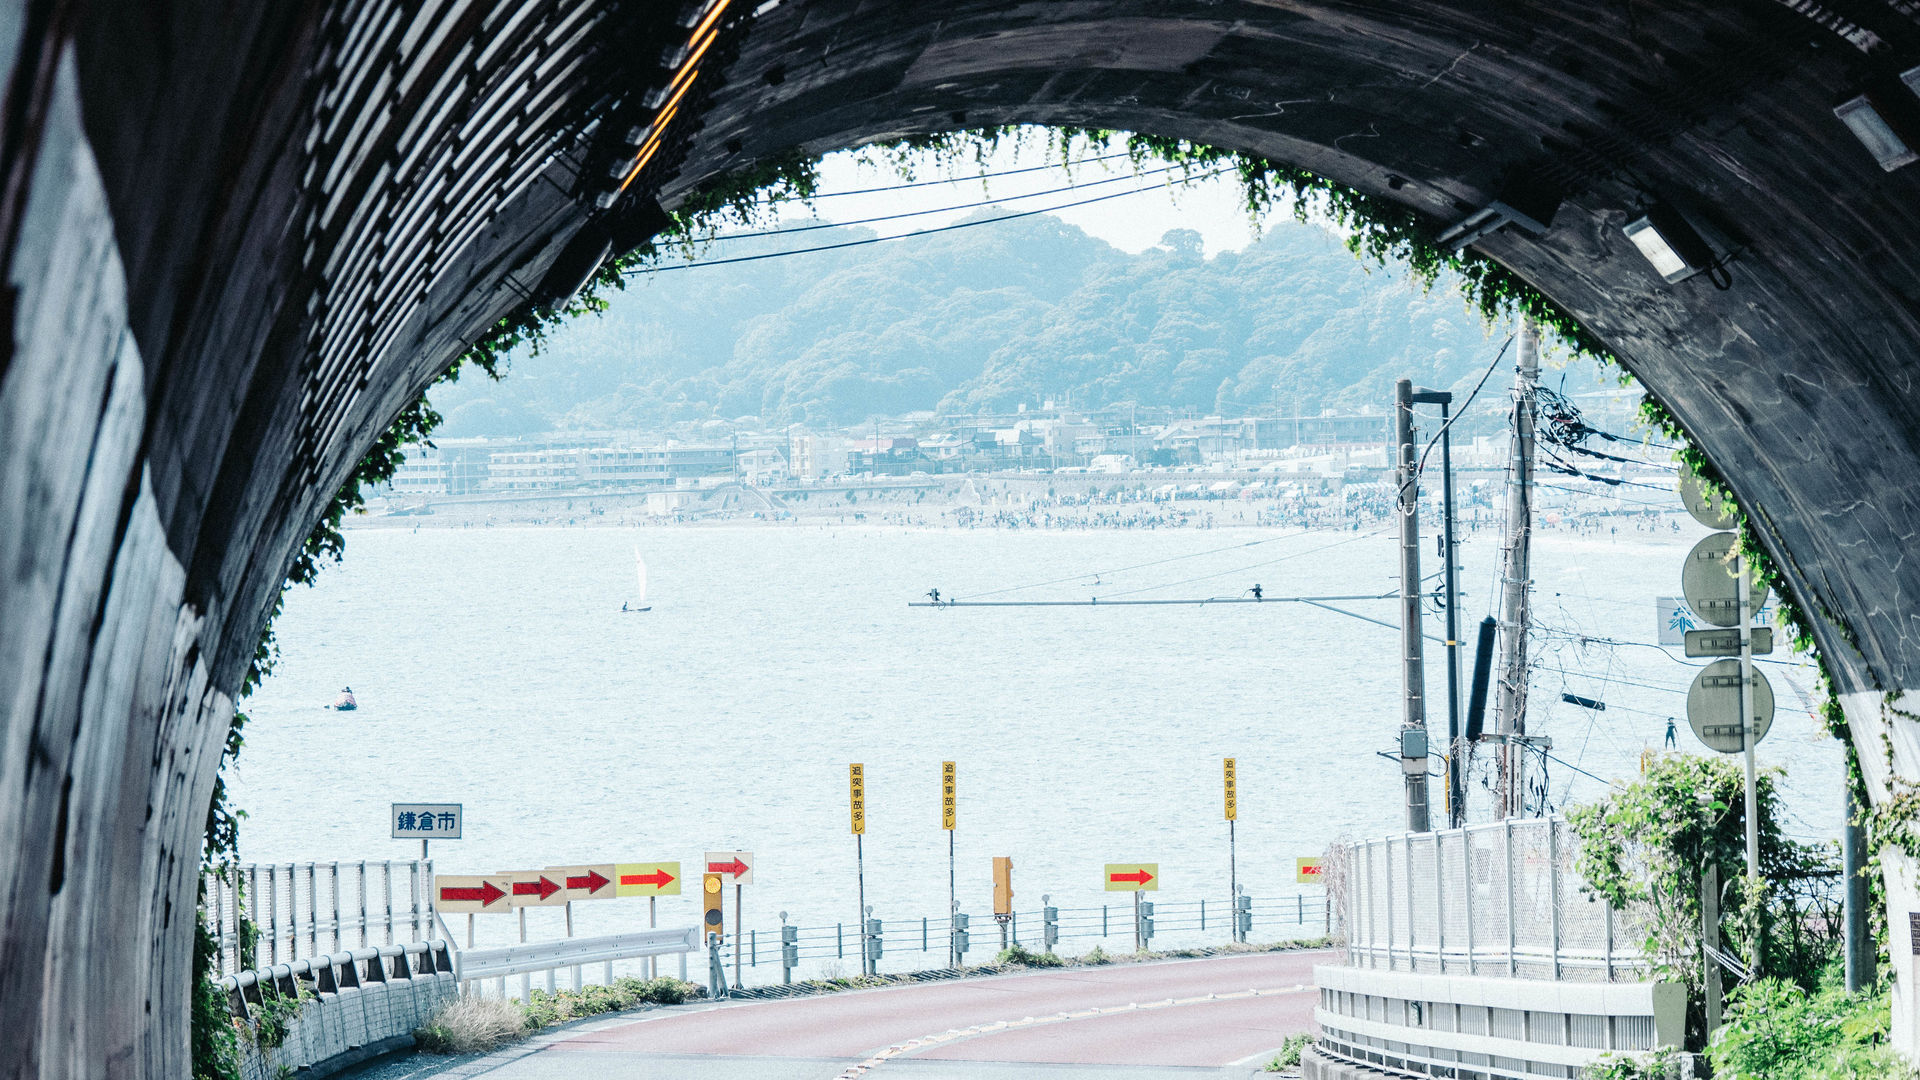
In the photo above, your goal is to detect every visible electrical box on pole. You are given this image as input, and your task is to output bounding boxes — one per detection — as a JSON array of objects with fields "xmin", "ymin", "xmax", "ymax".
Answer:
[
  {"xmin": 1140, "ymin": 901, "xmax": 1156, "ymax": 943},
  {"xmin": 865, "ymin": 918, "xmax": 883, "ymax": 963},
  {"xmin": 952, "ymin": 912, "xmax": 970, "ymax": 958},
  {"xmin": 1235, "ymin": 894, "xmax": 1252, "ymax": 938}
]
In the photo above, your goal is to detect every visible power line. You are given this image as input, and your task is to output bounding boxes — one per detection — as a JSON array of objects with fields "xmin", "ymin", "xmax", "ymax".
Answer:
[
  {"xmin": 787, "ymin": 151, "xmax": 1139, "ymax": 199},
  {"xmin": 1101, "ymin": 529, "xmax": 1388, "ymax": 598},
  {"xmin": 701, "ymin": 163, "xmax": 1189, "ymax": 241},
  {"xmin": 625, "ymin": 168, "xmax": 1235, "ymax": 276},
  {"xmin": 956, "ymin": 530, "xmax": 1308, "ymax": 601}
]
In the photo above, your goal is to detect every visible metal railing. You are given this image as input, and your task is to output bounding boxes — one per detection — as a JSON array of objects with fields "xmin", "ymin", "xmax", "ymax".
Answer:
[
  {"xmin": 459, "ymin": 927, "xmax": 697, "ymax": 1001},
  {"xmin": 203, "ymin": 860, "xmax": 438, "ymax": 975},
  {"xmin": 1344, "ymin": 816, "xmax": 1646, "ymax": 983},
  {"xmin": 725, "ymin": 894, "xmax": 1331, "ymax": 986}
]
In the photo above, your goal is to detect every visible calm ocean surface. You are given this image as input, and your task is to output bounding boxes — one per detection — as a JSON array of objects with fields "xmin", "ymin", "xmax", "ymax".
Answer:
[{"xmin": 230, "ymin": 520, "xmax": 1842, "ymax": 963}]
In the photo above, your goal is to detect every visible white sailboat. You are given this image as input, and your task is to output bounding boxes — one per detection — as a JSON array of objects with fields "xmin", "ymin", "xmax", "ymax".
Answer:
[{"xmin": 626, "ymin": 546, "xmax": 652, "ymax": 612}]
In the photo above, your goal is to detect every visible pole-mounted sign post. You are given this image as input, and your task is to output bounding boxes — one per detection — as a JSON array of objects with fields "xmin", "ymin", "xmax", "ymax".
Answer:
[
  {"xmin": 849, "ymin": 763, "xmax": 869, "ymax": 974},
  {"xmin": 943, "ymin": 761, "xmax": 957, "ymax": 966},
  {"xmin": 1223, "ymin": 757, "xmax": 1239, "ymax": 942}
]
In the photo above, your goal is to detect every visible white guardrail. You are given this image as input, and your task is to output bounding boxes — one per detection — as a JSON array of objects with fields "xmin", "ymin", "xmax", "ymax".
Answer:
[
  {"xmin": 1312, "ymin": 818, "xmax": 1683, "ymax": 1080},
  {"xmin": 457, "ymin": 926, "xmax": 698, "ymax": 999}
]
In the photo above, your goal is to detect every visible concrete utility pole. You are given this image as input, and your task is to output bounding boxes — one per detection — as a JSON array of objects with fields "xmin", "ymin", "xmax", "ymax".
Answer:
[
  {"xmin": 1394, "ymin": 379, "xmax": 1431, "ymax": 833},
  {"xmin": 1495, "ymin": 322, "xmax": 1539, "ymax": 819},
  {"xmin": 1846, "ymin": 781, "xmax": 1875, "ymax": 991}
]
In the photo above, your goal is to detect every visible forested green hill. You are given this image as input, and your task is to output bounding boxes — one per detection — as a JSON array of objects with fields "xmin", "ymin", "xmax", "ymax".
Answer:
[{"xmin": 432, "ymin": 213, "xmax": 1555, "ymax": 435}]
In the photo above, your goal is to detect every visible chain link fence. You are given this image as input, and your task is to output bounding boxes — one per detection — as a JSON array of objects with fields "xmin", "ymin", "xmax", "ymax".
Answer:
[{"xmin": 1341, "ymin": 816, "xmax": 1647, "ymax": 982}]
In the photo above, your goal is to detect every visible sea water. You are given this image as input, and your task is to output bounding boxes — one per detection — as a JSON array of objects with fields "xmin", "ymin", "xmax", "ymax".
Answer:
[{"xmin": 228, "ymin": 520, "xmax": 1842, "ymax": 967}]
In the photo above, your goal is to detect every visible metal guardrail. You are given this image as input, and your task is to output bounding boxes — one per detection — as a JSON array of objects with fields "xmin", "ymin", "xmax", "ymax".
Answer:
[
  {"xmin": 203, "ymin": 860, "xmax": 437, "ymax": 974},
  {"xmin": 1343, "ymin": 817, "xmax": 1647, "ymax": 983},
  {"xmin": 1312, "ymin": 963, "xmax": 1684, "ymax": 1079},
  {"xmin": 217, "ymin": 940, "xmax": 457, "ymax": 1080},
  {"xmin": 458, "ymin": 926, "xmax": 697, "ymax": 1000}
]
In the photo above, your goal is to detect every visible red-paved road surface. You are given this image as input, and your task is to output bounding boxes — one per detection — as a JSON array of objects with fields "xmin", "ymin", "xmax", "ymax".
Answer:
[{"xmin": 554, "ymin": 949, "xmax": 1331, "ymax": 1071}]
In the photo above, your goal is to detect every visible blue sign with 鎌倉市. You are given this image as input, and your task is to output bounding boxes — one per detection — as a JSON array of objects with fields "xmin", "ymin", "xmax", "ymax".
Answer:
[{"xmin": 391, "ymin": 803, "xmax": 462, "ymax": 839}]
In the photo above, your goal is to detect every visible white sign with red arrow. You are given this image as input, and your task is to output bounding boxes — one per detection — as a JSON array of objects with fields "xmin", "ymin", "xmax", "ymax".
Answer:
[
  {"xmin": 434, "ymin": 874, "xmax": 511, "ymax": 914},
  {"xmin": 506, "ymin": 870, "xmax": 567, "ymax": 907},
  {"xmin": 705, "ymin": 850, "xmax": 754, "ymax": 885},
  {"xmin": 548, "ymin": 864, "xmax": 617, "ymax": 902}
]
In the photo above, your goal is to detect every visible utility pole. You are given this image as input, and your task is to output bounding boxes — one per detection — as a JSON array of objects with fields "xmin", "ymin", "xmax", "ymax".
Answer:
[
  {"xmin": 1411, "ymin": 387, "xmax": 1462, "ymax": 827},
  {"xmin": 1393, "ymin": 379, "xmax": 1431, "ymax": 833},
  {"xmin": 1495, "ymin": 322, "xmax": 1539, "ymax": 819}
]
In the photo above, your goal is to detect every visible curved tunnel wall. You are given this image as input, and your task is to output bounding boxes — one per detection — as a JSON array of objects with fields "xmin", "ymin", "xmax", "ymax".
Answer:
[{"xmin": 4, "ymin": 1, "xmax": 1920, "ymax": 1075}]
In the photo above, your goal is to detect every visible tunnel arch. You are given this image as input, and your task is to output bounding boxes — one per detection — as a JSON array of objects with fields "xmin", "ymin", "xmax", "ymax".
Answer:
[{"xmin": 7, "ymin": 1, "xmax": 1920, "ymax": 1076}]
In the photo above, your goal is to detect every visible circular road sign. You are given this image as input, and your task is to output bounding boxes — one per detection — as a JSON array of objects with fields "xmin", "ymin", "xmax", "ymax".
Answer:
[
  {"xmin": 1678, "ymin": 461, "xmax": 1738, "ymax": 530},
  {"xmin": 1681, "ymin": 532, "xmax": 1769, "ymax": 628},
  {"xmin": 1686, "ymin": 658, "xmax": 1774, "ymax": 754}
]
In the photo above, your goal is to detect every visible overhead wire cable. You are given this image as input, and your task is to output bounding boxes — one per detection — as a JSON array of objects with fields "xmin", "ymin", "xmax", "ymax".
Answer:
[
  {"xmin": 777, "ymin": 151, "xmax": 1138, "ymax": 199},
  {"xmin": 955, "ymin": 529, "xmax": 1308, "ymax": 601},
  {"xmin": 626, "ymin": 168, "xmax": 1237, "ymax": 276},
  {"xmin": 1099, "ymin": 529, "xmax": 1388, "ymax": 598},
  {"xmin": 700, "ymin": 162, "xmax": 1193, "ymax": 242}
]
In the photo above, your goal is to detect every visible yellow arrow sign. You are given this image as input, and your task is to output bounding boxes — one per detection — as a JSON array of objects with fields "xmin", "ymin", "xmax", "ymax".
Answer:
[
  {"xmin": 1297, "ymin": 857, "xmax": 1326, "ymax": 885},
  {"xmin": 614, "ymin": 862, "xmax": 682, "ymax": 896},
  {"xmin": 1104, "ymin": 863, "xmax": 1159, "ymax": 891}
]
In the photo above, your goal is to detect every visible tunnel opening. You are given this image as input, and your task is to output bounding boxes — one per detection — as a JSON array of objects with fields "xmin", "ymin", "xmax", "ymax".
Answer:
[{"xmin": 9, "ymin": 2, "xmax": 1920, "ymax": 1076}]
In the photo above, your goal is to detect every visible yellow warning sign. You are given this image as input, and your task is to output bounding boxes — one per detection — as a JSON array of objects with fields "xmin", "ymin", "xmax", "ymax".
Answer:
[
  {"xmin": 613, "ymin": 862, "xmax": 682, "ymax": 896},
  {"xmin": 942, "ymin": 761, "xmax": 956, "ymax": 831},
  {"xmin": 1297, "ymin": 857, "xmax": 1326, "ymax": 885},
  {"xmin": 1224, "ymin": 757, "xmax": 1237, "ymax": 822},
  {"xmin": 1104, "ymin": 864, "xmax": 1158, "ymax": 892},
  {"xmin": 849, "ymin": 763, "xmax": 866, "ymax": 835}
]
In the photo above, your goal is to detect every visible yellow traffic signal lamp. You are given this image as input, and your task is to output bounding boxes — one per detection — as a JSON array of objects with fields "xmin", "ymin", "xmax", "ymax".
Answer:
[
  {"xmin": 703, "ymin": 872, "xmax": 724, "ymax": 945},
  {"xmin": 992, "ymin": 856, "xmax": 1013, "ymax": 915}
]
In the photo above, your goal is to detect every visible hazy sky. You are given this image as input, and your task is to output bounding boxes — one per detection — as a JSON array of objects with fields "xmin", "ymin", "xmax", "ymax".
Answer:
[{"xmin": 721, "ymin": 133, "xmax": 1290, "ymax": 256}]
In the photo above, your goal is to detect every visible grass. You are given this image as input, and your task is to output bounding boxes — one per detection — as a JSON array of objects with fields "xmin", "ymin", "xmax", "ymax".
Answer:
[
  {"xmin": 995, "ymin": 944, "xmax": 1065, "ymax": 967},
  {"xmin": 413, "ymin": 997, "xmax": 525, "ymax": 1055},
  {"xmin": 415, "ymin": 977, "xmax": 699, "ymax": 1055}
]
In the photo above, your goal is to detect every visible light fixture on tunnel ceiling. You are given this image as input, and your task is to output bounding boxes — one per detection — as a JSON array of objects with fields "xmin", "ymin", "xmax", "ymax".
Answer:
[
  {"xmin": 1832, "ymin": 66, "xmax": 1920, "ymax": 172},
  {"xmin": 1622, "ymin": 204, "xmax": 1716, "ymax": 285}
]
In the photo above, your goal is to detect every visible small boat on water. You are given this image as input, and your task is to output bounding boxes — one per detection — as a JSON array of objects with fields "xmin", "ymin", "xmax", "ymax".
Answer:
[
  {"xmin": 625, "ymin": 546, "xmax": 652, "ymax": 612},
  {"xmin": 332, "ymin": 686, "xmax": 358, "ymax": 711}
]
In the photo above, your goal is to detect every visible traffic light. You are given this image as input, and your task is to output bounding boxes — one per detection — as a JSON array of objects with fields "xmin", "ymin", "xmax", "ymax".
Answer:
[
  {"xmin": 702, "ymin": 873, "xmax": 724, "ymax": 945},
  {"xmin": 992, "ymin": 856, "xmax": 1013, "ymax": 915}
]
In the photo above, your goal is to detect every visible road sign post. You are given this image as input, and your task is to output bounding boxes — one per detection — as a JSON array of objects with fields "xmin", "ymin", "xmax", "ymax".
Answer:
[
  {"xmin": 704, "ymin": 851, "xmax": 753, "ymax": 986},
  {"xmin": 850, "ymin": 763, "xmax": 868, "ymax": 974},
  {"xmin": 392, "ymin": 803, "xmax": 461, "ymax": 861},
  {"xmin": 1224, "ymin": 757, "xmax": 1239, "ymax": 942},
  {"xmin": 943, "ymin": 761, "xmax": 957, "ymax": 966}
]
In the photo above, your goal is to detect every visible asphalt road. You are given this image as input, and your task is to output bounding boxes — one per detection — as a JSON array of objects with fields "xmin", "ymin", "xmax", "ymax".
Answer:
[{"xmin": 382, "ymin": 949, "xmax": 1331, "ymax": 1080}]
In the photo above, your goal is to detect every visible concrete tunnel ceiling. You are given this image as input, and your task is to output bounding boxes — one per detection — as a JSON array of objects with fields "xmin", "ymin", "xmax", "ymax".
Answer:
[{"xmin": 6, "ymin": 0, "xmax": 1920, "ymax": 1075}]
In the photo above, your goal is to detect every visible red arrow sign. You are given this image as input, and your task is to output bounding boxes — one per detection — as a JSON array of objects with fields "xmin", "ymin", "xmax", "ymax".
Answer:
[
  {"xmin": 566, "ymin": 869, "xmax": 611, "ymax": 894},
  {"xmin": 512, "ymin": 875, "xmax": 561, "ymax": 901},
  {"xmin": 1109, "ymin": 869, "xmax": 1155, "ymax": 885},
  {"xmin": 621, "ymin": 869, "xmax": 675, "ymax": 888},
  {"xmin": 440, "ymin": 880, "xmax": 507, "ymax": 907},
  {"xmin": 707, "ymin": 858, "xmax": 749, "ymax": 877}
]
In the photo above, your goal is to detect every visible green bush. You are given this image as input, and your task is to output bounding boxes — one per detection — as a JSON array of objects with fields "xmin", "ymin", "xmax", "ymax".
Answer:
[
  {"xmin": 1078, "ymin": 945, "xmax": 1112, "ymax": 965},
  {"xmin": 1263, "ymin": 1032, "xmax": 1313, "ymax": 1071},
  {"xmin": 995, "ymin": 944, "xmax": 1064, "ymax": 967},
  {"xmin": 520, "ymin": 976, "xmax": 698, "ymax": 1030},
  {"xmin": 1707, "ymin": 972, "xmax": 1910, "ymax": 1079}
]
